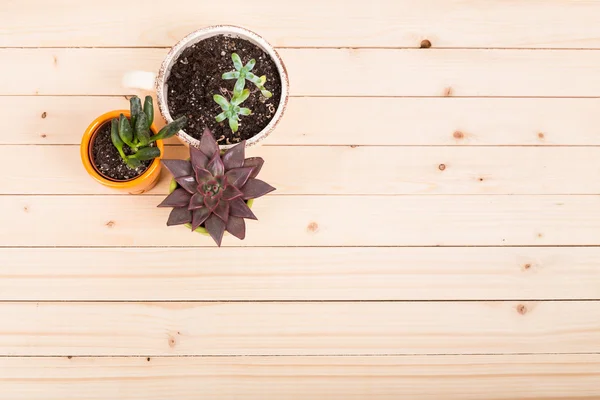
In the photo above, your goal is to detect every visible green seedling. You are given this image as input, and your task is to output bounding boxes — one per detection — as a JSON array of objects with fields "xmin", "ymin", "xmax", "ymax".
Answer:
[
  {"xmin": 110, "ymin": 95, "xmax": 187, "ymax": 169},
  {"xmin": 213, "ymin": 89, "xmax": 251, "ymax": 133},
  {"xmin": 222, "ymin": 53, "xmax": 272, "ymax": 98}
]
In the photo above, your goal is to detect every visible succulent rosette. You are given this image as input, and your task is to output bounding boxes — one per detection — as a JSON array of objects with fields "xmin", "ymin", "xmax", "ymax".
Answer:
[{"xmin": 158, "ymin": 129, "xmax": 275, "ymax": 246}]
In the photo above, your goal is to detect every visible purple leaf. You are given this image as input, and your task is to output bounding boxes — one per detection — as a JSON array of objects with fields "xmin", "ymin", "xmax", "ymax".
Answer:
[
  {"xmin": 213, "ymin": 200, "xmax": 230, "ymax": 223},
  {"xmin": 207, "ymin": 153, "xmax": 225, "ymax": 177},
  {"xmin": 188, "ymin": 193, "xmax": 205, "ymax": 210},
  {"xmin": 241, "ymin": 179, "xmax": 276, "ymax": 200},
  {"xmin": 175, "ymin": 175, "xmax": 197, "ymax": 194},
  {"xmin": 222, "ymin": 184, "xmax": 243, "ymax": 201},
  {"xmin": 191, "ymin": 207, "xmax": 211, "ymax": 231},
  {"xmin": 205, "ymin": 214, "xmax": 226, "ymax": 246},
  {"xmin": 222, "ymin": 141, "xmax": 246, "ymax": 169},
  {"xmin": 157, "ymin": 188, "xmax": 191, "ymax": 208},
  {"xmin": 230, "ymin": 197, "xmax": 257, "ymax": 220},
  {"xmin": 243, "ymin": 157, "xmax": 264, "ymax": 178},
  {"xmin": 225, "ymin": 167, "xmax": 253, "ymax": 189},
  {"xmin": 162, "ymin": 160, "xmax": 193, "ymax": 179},
  {"xmin": 200, "ymin": 128, "xmax": 219, "ymax": 158},
  {"xmin": 190, "ymin": 146, "xmax": 209, "ymax": 171},
  {"xmin": 204, "ymin": 194, "xmax": 220, "ymax": 211},
  {"xmin": 167, "ymin": 207, "xmax": 192, "ymax": 226},
  {"xmin": 226, "ymin": 216, "xmax": 246, "ymax": 240},
  {"xmin": 195, "ymin": 168, "xmax": 213, "ymax": 185}
]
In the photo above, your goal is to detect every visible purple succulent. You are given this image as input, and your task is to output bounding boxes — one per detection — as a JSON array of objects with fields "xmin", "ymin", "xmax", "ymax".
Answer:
[{"xmin": 158, "ymin": 128, "xmax": 275, "ymax": 246}]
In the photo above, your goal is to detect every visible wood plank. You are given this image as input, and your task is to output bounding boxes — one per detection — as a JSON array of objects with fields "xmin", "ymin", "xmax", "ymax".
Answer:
[
  {"xmin": 2, "ymin": 355, "xmax": 600, "ymax": 400},
  {"xmin": 4, "ymin": 48, "xmax": 600, "ymax": 96},
  {"xmin": 4, "ymin": 96, "xmax": 600, "ymax": 146},
  {"xmin": 3, "ymin": 0, "xmax": 600, "ymax": 49},
  {"xmin": 1, "ymin": 301, "xmax": 599, "ymax": 356},
  {"xmin": 1, "ymin": 247, "xmax": 599, "ymax": 301},
  {"xmin": 3, "ymin": 195, "xmax": 599, "ymax": 247},
  {"xmin": 5, "ymin": 145, "xmax": 600, "ymax": 195}
]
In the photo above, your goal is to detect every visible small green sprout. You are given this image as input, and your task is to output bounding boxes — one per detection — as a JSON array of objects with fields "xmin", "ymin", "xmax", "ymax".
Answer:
[
  {"xmin": 213, "ymin": 89, "xmax": 251, "ymax": 133},
  {"xmin": 110, "ymin": 95, "xmax": 186, "ymax": 169},
  {"xmin": 222, "ymin": 53, "xmax": 272, "ymax": 98}
]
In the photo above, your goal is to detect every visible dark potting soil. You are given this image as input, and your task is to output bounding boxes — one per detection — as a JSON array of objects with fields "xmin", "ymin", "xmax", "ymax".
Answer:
[
  {"xmin": 91, "ymin": 121, "xmax": 152, "ymax": 181},
  {"xmin": 166, "ymin": 35, "xmax": 282, "ymax": 145}
]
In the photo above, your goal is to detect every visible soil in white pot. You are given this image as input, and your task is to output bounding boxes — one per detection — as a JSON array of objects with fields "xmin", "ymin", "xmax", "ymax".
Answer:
[
  {"xmin": 166, "ymin": 35, "xmax": 282, "ymax": 145},
  {"xmin": 91, "ymin": 122, "xmax": 151, "ymax": 181}
]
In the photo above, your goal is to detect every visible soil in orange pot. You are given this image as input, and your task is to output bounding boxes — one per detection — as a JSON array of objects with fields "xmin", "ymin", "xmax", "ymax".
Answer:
[{"xmin": 91, "ymin": 122, "xmax": 152, "ymax": 181}]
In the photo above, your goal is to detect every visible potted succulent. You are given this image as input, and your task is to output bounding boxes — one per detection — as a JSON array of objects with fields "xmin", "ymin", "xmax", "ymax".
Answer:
[
  {"xmin": 80, "ymin": 96, "xmax": 187, "ymax": 194},
  {"xmin": 123, "ymin": 25, "xmax": 289, "ymax": 149},
  {"xmin": 158, "ymin": 129, "xmax": 275, "ymax": 246}
]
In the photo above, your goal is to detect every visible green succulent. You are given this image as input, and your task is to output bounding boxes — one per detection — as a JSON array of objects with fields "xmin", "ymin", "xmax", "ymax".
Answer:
[
  {"xmin": 222, "ymin": 53, "xmax": 272, "ymax": 98},
  {"xmin": 213, "ymin": 89, "xmax": 251, "ymax": 133},
  {"xmin": 110, "ymin": 95, "xmax": 187, "ymax": 169}
]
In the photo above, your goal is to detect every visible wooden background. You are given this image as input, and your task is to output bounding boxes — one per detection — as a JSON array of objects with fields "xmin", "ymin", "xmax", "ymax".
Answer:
[{"xmin": 1, "ymin": 1, "xmax": 600, "ymax": 398}]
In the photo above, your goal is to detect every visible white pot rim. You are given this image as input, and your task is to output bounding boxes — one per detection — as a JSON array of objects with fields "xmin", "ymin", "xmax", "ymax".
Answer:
[{"xmin": 156, "ymin": 25, "xmax": 289, "ymax": 149}]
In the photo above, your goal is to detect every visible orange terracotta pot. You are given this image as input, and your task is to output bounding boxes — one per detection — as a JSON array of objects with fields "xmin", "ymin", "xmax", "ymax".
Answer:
[{"xmin": 81, "ymin": 110, "xmax": 163, "ymax": 194}]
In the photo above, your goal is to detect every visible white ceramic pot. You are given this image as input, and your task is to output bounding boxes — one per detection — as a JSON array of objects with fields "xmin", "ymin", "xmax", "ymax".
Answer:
[{"xmin": 123, "ymin": 25, "xmax": 289, "ymax": 149}]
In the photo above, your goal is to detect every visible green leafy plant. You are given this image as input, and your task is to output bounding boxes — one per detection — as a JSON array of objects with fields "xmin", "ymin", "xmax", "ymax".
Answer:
[
  {"xmin": 213, "ymin": 89, "xmax": 251, "ymax": 133},
  {"xmin": 158, "ymin": 129, "xmax": 275, "ymax": 246},
  {"xmin": 110, "ymin": 96, "xmax": 187, "ymax": 169},
  {"xmin": 222, "ymin": 53, "xmax": 272, "ymax": 98}
]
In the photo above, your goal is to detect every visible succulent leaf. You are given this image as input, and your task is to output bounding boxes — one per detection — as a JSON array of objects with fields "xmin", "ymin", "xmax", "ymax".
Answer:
[
  {"xmin": 207, "ymin": 152, "xmax": 225, "ymax": 177},
  {"xmin": 246, "ymin": 59, "xmax": 256, "ymax": 71},
  {"xmin": 132, "ymin": 146, "xmax": 160, "ymax": 161},
  {"xmin": 191, "ymin": 207, "xmax": 211, "ymax": 231},
  {"xmin": 213, "ymin": 200, "xmax": 230, "ymax": 223},
  {"xmin": 175, "ymin": 175, "xmax": 197, "ymax": 194},
  {"xmin": 162, "ymin": 159, "xmax": 193, "ymax": 178},
  {"xmin": 200, "ymin": 128, "xmax": 219, "ymax": 158},
  {"xmin": 222, "ymin": 141, "xmax": 246, "ymax": 169},
  {"xmin": 135, "ymin": 112, "xmax": 151, "ymax": 146},
  {"xmin": 213, "ymin": 94, "xmax": 230, "ymax": 110},
  {"xmin": 205, "ymin": 214, "xmax": 226, "ymax": 246},
  {"xmin": 215, "ymin": 112, "xmax": 227, "ymax": 123},
  {"xmin": 231, "ymin": 89, "xmax": 250, "ymax": 106},
  {"xmin": 239, "ymin": 107, "xmax": 251, "ymax": 116},
  {"xmin": 221, "ymin": 184, "xmax": 243, "ymax": 201},
  {"xmin": 229, "ymin": 197, "xmax": 257, "ymax": 220},
  {"xmin": 226, "ymin": 216, "xmax": 246, "ymax": 240},
  {"xmin": 261, "ymin": 89, "xmax": 273, "ymax": 98},
  {"xmin": 228, "ymin": 117, "xmax": 239, "ymax": 133},
  {"xmin": 110, "ymin": 119, "xmax": 127, "ymax": 160},
  {"xmin": 243, "ymin": 157, "xmax": 265, "ymax": 179},
  {"xmin": 195, "ymin": 168, "xmax": 213, "ymax": 185},
  {"xmin": 188, "ymin": 193, "xmax": 205, "ymax": 210},
  {"xmin": 225, "ymin": 167, "xmax": 253, "ymax": 189},
  {"xmin": 241, "ymin": 178, "xmax": 276, "ymax": 199},
  {"xmin": 222, "ymin": 71, "xmax": 239, "ymax": 80},
  {"xmin": 231, "ymin": 53, "xmax": 243, "ymax": 70},
  {"xmin": 203, "ymin": 194, "xmax": 220, "ymax": 211},
  {"xmin": 143, "ymin": 96, "xmax": 154, "ymax": 129},
  {"xmin": 130, "ymin": 97, "xmax": 142, "ymax": 130},
  {"xmin": 152, "ymin": 116, "xmax": 187, "ymax": 142},
  {"xmin": 167, "ymin": 207, "xmax": 192, "ymax": 226},
  {"xmin": 118, "ymin": 113, "xmax": 135, "ymax": 148},
  {"xmin": 234, "ymin": 77, "xmax": 246, "ymax": 96},
  {"xmin": 157, "ymin": 188, "xmax": 192, "ymax": 208}
]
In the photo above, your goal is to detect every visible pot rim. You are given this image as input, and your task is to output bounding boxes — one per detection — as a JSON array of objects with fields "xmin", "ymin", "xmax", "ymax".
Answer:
[
  {"xmin": 81, "ymin": 110, "xmax": 163, "ymax": 189},
  {"xmin": 155, "ymin": 25, "xmax": 289, "ymax": 150}
]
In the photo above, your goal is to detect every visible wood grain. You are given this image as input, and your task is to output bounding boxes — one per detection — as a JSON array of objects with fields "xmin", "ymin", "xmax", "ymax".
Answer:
[
  {"xmin": 4, "ymin": 96, "xmax": 600, "ymax": 146},
  {"xmin": 1, "ymin": 355, "xmax": 600, "ymax": 400},
  {"xmin": 5, "ymin": 145, "xmax": 600, "ymax": 195},
  {"xmin": 4, "ymin": 48, "xmax": 600, "ymax": 96},
  {"xmin": 3, "ymin": 0, "xmax": 600, "ymax": 49},
  {"xmin": 1, "ymin": 301, "xmax": 599, "ymax": 356},
  {"xmin": 3, "ymin": 195, "xmax": 600, "ymax": 247},
  {"xmin": 1, "ymin": 247, "xmax": 599, "ymax": 301}
]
